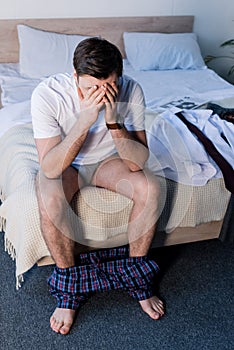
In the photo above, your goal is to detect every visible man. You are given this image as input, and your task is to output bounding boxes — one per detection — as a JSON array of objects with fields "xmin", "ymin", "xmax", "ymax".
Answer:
[{"xmin": 31, "ymin": 37, "xmax": 164, "ymax": 335}]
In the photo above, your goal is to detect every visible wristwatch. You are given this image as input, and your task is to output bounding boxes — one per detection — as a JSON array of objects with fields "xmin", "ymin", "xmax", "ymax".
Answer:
[
  {"xmin": 106, "ymin": 122, "xmax": 123, "ymax": 129},
  {"xmin": 106, "ymin": 115, "xmax": 124, "ymax": 130}
]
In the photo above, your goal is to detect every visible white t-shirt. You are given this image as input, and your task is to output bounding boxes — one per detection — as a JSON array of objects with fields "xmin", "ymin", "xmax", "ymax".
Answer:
[{"xmin": 31, "ymin": 73, "xmax": 145, "ymax": 166}]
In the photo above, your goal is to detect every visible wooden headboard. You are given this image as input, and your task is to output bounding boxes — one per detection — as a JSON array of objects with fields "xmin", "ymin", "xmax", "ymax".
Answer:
[{"xmin": 0, "ymin": 16, "xmax": 194, "ymax": 63}]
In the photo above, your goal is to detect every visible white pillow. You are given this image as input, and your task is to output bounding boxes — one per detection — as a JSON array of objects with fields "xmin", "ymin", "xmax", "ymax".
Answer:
[
  {"xmin": 123, "ymin": 32, "xmax": 206, "ymax": 71},
  {"xmin": 17, "ymin": 25, "xmax": 91, "ymax": 78}
]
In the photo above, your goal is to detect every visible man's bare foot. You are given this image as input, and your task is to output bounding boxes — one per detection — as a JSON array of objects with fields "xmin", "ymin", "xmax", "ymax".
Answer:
[
  {"xmin": 139, "ymin": 296, "xmax": 164, "ymax": 320},
  {"xmin": 50, "ymin": 308, "xmax": 76, "ymax": 334}
]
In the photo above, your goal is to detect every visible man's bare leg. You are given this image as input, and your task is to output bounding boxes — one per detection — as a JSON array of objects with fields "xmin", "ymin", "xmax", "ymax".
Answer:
[
  {"xmin": 92, "ymin": 158, "xmax": 164, "ymax": 320},
  {"xmin": 36, "ymin": 166, "xmax": 84, "ymax": 334}
]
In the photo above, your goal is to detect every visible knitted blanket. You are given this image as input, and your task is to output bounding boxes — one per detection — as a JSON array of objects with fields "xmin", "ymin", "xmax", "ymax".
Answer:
[{"xmin": 0, "ymin": 124, "xmax": 230, "ymax": 288}]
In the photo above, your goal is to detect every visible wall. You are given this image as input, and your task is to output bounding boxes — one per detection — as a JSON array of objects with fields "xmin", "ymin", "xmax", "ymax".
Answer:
[
  {"xmin": 0, "ymin": 0, "xmax": 233, "ymax": 82},
  {"xmin": 174, "ymin": 0, "xmax": 234, "ymax": 83}
]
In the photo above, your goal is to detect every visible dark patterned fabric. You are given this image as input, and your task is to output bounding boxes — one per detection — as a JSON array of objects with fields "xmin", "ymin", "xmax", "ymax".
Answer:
[
  {"xmin": 48, "ymin": 246, "xmax": 159, "ymax": 310},
  {"xmin": 206, "ymin": 103, "xmax": 234, "ymax": 124}
]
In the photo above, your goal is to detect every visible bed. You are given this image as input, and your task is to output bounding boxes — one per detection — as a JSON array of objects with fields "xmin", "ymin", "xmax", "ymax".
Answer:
[{"xmin": 0, "ymin": 16, "xmax": 233, "ymax": 288}]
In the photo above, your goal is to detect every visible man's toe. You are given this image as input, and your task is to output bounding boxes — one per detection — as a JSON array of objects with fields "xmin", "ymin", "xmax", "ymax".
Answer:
[
  {"xmin": 51, "ymin": 320, "xmax": 63, "ymax": 333},
  {"xmin": 153, "ymin": 303, "xmax": 164, "ymax": 316},
  {"xmin": 59, "ymin": 322, "xmax": 73, "ymax": 335},
  {"xmin": 146, "ymin": 307, "xmax": 161, "ymax": 320}
]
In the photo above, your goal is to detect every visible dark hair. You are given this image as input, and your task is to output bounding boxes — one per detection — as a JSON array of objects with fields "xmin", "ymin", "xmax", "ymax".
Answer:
[{"xmin": 73, "ymin": 37, "xmax": 123, "ymax": 79}]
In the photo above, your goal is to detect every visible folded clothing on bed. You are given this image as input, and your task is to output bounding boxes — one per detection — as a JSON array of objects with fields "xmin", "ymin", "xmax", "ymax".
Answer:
[{"xmin": 147, "ymin": 108, "xmax": 234, "ymax": 186}]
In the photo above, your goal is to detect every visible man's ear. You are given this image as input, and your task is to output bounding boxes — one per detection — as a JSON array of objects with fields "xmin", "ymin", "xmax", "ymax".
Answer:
[
  {"xmin": 77, "ymin": 86, "xmax": 84, "ymax": 100},
  {"xmin": 74, "ymin": 71, "xmax": 83, "ymax": 99},
  {"xmin": 74, "ymin": 70, "xmax": 79, "ymax": 87}
]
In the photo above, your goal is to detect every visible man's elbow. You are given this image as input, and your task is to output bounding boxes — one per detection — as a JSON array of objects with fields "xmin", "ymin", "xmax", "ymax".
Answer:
[
  {"xmin": 128, "ymin": 157, "xmax": 148, "ymax": 172},
  {"xmin": 40, "ymin": 163, "xmax": 61, "ymax": 179},
  {"xmin": 129, "ymin": 164, "xmax": 144, "ymax": 172}
]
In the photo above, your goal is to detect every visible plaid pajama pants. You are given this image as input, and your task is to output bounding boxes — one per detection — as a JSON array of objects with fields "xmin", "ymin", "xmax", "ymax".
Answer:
[{"xmin": 48, "ymin": 246, "xmax": 159, "ymax": 310}]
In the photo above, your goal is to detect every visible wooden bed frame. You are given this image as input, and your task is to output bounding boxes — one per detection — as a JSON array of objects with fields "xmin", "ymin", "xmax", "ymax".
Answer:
[{"xmin": 0, "ymin": 16, "xmax": 222, "ymax": 249}]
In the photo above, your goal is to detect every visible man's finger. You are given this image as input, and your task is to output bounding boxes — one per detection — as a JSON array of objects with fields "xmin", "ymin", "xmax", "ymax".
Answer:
[
  {"xmin": 104, "ymin": 83, "xmax": 117, "ymax": 98},
  {"xmin": 77, "ymin": 87, "xmax": 84, "ymax": 100}
]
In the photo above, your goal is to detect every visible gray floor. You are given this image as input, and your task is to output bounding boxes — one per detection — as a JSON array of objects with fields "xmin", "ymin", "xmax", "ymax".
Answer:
[{"xmin": 0, "ymin": 235, "xmax": 233, "ymax": 350}]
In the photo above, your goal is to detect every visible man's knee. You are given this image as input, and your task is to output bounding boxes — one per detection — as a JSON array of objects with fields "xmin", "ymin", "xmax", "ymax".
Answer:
[
  {"xmin": 36, "ymin": 171, "xmax": 66, "ymax": 217},
  {"xmin": 132, "ymin": 170, "xmax": 160, "ymax": 202}
]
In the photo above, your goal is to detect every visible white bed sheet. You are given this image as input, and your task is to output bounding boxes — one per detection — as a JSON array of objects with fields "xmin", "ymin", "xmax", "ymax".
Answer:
[
  {"xmin": 0, "ymin": 62, "xmax": 21, "ymax": 77},
  {"xmin": 1, "ymin": 61, "xmax": 234, "ymax": 111},
  {"xmin": 123, "ymin": 59, "xmax": 234, "ymax": 112},
  {"xmin": 0, "ymin": 63, "xmax": 41, "ymax": 107}
]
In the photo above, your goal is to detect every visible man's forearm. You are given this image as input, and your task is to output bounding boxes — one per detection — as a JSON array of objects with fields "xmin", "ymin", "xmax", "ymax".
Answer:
[
  {"xmin": 41, "ymin": 127, "xmax": 89, "ymax": 179},
  {"xmin": 108, "ymin": 126, "xmax": 149, "ymax": 171}
]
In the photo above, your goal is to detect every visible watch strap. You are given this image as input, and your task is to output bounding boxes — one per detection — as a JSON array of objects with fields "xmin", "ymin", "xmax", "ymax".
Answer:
[{"xmin": 106, "ymin": 122, "xmax": 123, "ymax": 130}]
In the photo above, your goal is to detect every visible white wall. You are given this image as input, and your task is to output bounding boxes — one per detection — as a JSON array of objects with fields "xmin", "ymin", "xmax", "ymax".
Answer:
[
  {"xmin": 174, "ymin": 0, "xmax": 234, "ymax": 83},
  {"xmin": 0, "ymin": 0, "xmax": 233, "ymax": 82}
]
